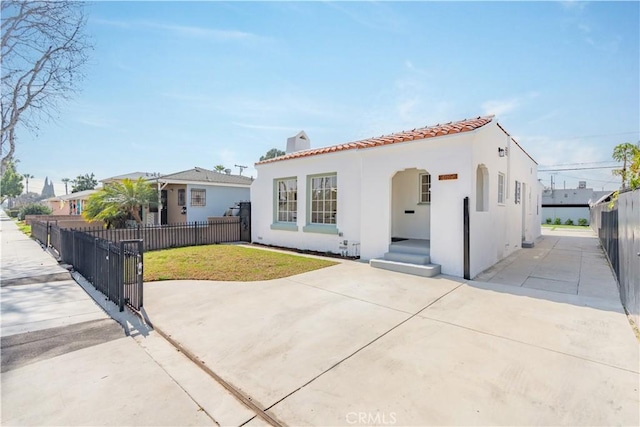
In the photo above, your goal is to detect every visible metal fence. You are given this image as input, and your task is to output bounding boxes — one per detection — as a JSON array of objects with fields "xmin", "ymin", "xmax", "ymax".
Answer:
[
  {"xmin": 31, "ymin": 221, "xmax": 49, "ymax": 247},
  {"xmin": 32, "ymin": 215, "xmax": 247, "ymax": 312},
  {"xmin": 57, "ymin": 228, "xmax": 143, "ymax": 311},
  {"xmin": 69, "ymin": 217, "xmax": 242, "ymax": 251},
  {"xmin": 591, "ymin": 189, "xmax": 640, "ymax": 326}
]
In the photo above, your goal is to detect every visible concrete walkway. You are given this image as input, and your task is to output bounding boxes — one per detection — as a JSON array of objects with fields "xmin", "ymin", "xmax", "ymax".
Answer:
[
  {"xmin": 475, "ymin": 227, "xmax": 619, "ymax": 300},
  {"xmin": 0, "ymin": 211, "xmax": 257, "ymax": 426},
  {"xmin": 143, "ymin": 229, "xmax": 639, "ymax": 426}
]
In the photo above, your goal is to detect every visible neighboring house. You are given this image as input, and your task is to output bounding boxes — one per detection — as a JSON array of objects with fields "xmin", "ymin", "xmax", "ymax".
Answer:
[
  {"xmin": 101, "ymin": 171, "xmax": 163, "ymax": 185},
  {"xmin": 153, "ymin": 167, "xmax": 252, "ymax": 224},
  {"xmin": 42, "ymin": 189, "xmax": 100, "ymax": 216},
  {"xmin": 251, "ymin": 116, "xmax": 541, "ymax": 279},
  {"xmin": 541, "ymin": 183, "xmax": 611, "ymax": 224}
]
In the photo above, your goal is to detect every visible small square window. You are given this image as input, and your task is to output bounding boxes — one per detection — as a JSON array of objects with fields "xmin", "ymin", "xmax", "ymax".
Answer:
[{"xmin": 191, "ymin": 189, "xmax": 206, "ymax": 206}]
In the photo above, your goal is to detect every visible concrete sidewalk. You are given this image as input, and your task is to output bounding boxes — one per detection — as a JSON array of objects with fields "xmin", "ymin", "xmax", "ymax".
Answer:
[
  {"xmin": 144, "ymin": 229, "xmax": 639, "ymax": 425},
  {"xmin": 0, "ymin": 211, "xmax": 257, "ymax": 426}
]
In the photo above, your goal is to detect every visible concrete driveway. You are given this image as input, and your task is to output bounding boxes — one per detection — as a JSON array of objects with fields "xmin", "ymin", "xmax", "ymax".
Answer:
[{"xmin": 143, "ymin": 229, "xmax": 639, "ymax": 426}]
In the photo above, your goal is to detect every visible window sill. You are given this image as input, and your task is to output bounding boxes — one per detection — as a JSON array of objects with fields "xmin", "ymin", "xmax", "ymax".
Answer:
[
  {"xmin": 270, "ymin": 223, "xmax": 298, "ymax": 232},
  {"xmin": 417, "ymin": 202, "xmax": 431, "ymax": 205},
  {"xmin": 302, "ymin": 224, "xmax": 339, "ymax": 235},
  {"xmin": 498, "ymin": 202, "xmax": 506, "ymax": 206}
]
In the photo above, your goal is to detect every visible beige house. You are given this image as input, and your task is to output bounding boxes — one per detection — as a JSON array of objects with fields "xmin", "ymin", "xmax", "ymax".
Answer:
[{"xmin": 42, "ymin": 189, "xmax": 100, "ymax": 216}]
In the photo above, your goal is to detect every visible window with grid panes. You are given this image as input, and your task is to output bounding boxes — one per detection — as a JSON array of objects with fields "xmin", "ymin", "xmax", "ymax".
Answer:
[
  {"xmin": 310, "ymin": 175, "xmax": 337, "ymax": 225},
  {"xmin": 275, "ymin": 178, "xmax": 297, "ymax": 222},
  {"xmin": 419, "ymin": 173, "xmax": 431, "ymax": 203}
]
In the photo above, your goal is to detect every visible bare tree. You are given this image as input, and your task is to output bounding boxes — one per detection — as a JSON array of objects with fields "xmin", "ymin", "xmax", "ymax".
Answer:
[{"xmin": 1, "ymin": 1, "xmax": 91, "ymax": 171}]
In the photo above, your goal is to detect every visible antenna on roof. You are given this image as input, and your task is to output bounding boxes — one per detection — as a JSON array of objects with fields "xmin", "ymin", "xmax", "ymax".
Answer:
[{"xmin": 234, "ymin": 164, "xmax": 248, "ymax": 175}]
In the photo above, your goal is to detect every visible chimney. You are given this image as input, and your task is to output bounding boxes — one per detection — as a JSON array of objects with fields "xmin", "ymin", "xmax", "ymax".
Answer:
[
  {"xmin": 578, "ymin": 181, "xmax": 586, "ymax": 189},
  {"xmin": 286, "ymin": 131, "xmax": 310, "ymax": 154}
]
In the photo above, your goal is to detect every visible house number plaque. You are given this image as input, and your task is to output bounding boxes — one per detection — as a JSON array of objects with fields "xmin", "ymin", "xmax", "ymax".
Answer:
[{"xmin": 438, "ymin": 174, "xmax": 458, "ymax": 181}]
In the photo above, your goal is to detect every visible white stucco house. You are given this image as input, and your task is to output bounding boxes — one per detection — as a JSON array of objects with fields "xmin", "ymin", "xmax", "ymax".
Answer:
[{"xmin": 251, "ymin": 115, "xmax": 541, "ymax": 279}]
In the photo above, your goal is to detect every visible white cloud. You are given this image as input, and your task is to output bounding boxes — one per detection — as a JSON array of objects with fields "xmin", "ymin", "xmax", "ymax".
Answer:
[
  {"xmin": 232, "ymin": 122, "xmax": 304, "ymax": 132},
  {"xmin": 481, "ymin": 99, "xmax": 520, "ymax": 116},
  {"xmin": 93, "ymin": 18, "xmax": 268, "ymax": 43}
]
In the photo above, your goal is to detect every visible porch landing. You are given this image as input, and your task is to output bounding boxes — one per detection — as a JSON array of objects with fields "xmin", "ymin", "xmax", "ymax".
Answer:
[{"xmin": 370, "ymin": 239, "xmax": 441, "ymax": 278}]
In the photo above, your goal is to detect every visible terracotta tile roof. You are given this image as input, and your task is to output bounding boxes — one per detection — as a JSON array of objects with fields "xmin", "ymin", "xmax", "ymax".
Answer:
[{"xmin": 256, "ymin": 115, "xmax": 496, "ymax": 165}]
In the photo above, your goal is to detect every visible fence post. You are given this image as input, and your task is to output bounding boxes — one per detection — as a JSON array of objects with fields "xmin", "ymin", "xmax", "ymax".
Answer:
[
  {"xmin": 138, "ymin": 239, "xmax": 144, "ymax": 308},
  {"xmin": 119, "ymin": 241, "xmax": 125, "ymax": 312},
  {"xmin": 72, "ymin": 230, "xmax": 77, "ymax": 267}
]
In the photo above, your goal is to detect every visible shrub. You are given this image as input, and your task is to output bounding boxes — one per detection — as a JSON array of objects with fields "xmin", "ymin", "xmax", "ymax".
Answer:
[
  {"xmin": 17, "ymin": 203, "xmax": 52, "ymax": 220},
  {"xmin": 577, "ymin": 218, "xmax": 588, "ymax": 226},
  {"xmin": 545, "ymin": 218, "xmax": 552, "ymax": 224},
  {"xmin": 564, "ymin": 218, "xmax": 574, "ymax": 225},
  {"xmin": 553, "ymin": 217, "xmax": 562, "ymax": 225},
  {"xmin": 6, "ymin": 208, "xmax": 20, "ymax": 218}
]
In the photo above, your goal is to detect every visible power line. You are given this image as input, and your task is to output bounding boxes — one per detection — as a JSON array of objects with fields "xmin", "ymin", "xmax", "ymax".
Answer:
[
  {"xmin": 553, "ymin": 131, "xmax": 639, "ymax": 140},
  {"xmin": 539, "ymin": 166, "xmax": 619, "ymax": 172}
]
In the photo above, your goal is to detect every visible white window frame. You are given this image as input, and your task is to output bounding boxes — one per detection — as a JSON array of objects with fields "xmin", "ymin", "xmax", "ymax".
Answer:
[
  {"xmin": 498, "ymin": 173, "xmax": 505, "ymax": 205},
  {"xmin": 190, "ymin": 189, "xmax": 206, "ymax": 207},
  {"xmin": 419, "ymin": 173, "xmax": 431, "ymax": 204}
]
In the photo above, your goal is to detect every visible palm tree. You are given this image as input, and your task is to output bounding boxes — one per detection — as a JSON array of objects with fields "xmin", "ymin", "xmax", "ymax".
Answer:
[
  {"xmin": 214, "ymin": 164, "xmax": 226, "ymax": 172},
  {"xmin": 61, "ymin": 178, "xmax": 71, "ymax": 195},
  {"xmin": 612, "ymin": 142, "xmax": 640, "ymax": 190},
  {"xmin": 83, "ymin": 178, "xmax": 158, "ymax": 226},
  {"xmin": 22, "ymin": 173, "xmax": 34, "ymax": 193}
]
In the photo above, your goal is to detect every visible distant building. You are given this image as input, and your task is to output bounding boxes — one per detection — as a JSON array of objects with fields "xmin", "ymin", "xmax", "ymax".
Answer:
[
  {"xmin": 40, "ymin": 177, "xmax": 55, "ymax": 198},
  {"xmin": 541, "ymin": 183, "xmax": 611, "ymax": 224}
]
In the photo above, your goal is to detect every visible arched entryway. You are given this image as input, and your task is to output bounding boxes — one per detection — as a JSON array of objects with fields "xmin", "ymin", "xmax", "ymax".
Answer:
[{"xmin": 391, "ymin": 168, "xmax": 431, "ymax": 241}]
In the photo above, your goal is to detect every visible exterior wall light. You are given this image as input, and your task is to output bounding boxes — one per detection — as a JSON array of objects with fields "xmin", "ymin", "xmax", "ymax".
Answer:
[{"xmin": 498, "ymin": 147, "xmax": 507, "ymax": 157}]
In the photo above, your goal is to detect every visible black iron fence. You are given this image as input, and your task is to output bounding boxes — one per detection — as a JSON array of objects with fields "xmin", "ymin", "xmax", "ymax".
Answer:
[
  {"xmin": 31, "ymin": 220, "xmax": 49, "ymax": 247},
  {"xmin": 32, "ymin": 215, "xmax": 249, "ymax": 312},
  {"xmin": 54, "ymin": 227, "xmax": 143, "ymax": 311},
  {"xmin": 79, "ymin": 217, "xmax": 242, "ymax": 251}
]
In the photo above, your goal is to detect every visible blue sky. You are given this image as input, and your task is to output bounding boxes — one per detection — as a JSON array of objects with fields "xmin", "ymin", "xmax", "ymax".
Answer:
[{"xmin": 14, "ymin": 1, "xmax": 640, "ymax": 195}]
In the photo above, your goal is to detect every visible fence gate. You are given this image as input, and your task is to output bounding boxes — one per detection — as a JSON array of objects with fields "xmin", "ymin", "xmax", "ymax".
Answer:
[{"xmin": 120, "ymin": 239, "xmax": 144, "ymax": 311}]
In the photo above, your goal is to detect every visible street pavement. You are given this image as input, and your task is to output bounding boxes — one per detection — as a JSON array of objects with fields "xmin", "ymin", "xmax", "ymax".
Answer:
[
  {"xmin": 0, "ymin": 211, "xmax": 258, "ymax": 426},
  {"xmin": 144, "ymin": 228, "xmax": 639, "ymax": 426}
]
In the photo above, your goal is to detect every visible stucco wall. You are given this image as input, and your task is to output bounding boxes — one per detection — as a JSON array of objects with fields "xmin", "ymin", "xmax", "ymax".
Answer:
[
  {"xmin": 251, "ymin": 150, "xmax": 362, "ymax": 256},
  {"xmin": 469, "ymin": 124, "xmax": 541, "ymax": 277},
  {"xmin": 165, "ymin": 184, "xmax": 187, "ymax": 224},
  {"xmin": 542, "ymin": 207, "xmax": 590, "ymax": 224},
  {"xmin": 186, "ymin": 184, "xmax": 250, "ymax": 223}
]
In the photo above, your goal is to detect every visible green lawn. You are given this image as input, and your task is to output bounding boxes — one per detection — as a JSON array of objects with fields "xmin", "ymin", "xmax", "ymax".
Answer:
[
  {"xmin": 542, "ymin": 224, "xmax": 590, "ymax": 230},
  {"xmin": 144, "ymin": 244, "xmax": 338, "ymax": 282},
  {"xmin": 14, "ymin": 219, "xmax": 31, "ymax": 236}
]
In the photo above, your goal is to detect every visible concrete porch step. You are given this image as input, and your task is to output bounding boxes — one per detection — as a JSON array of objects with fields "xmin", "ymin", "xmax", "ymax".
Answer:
[
  {"xmin": 383, "ymin": 252, "xmax": 431, "ymax": 265},
  {"xmin": 370, "ymin": 259, "xmax": 441, "ymax": 278},
  {"xmin": 388, "ymin": 242, "xmax": 430, "ymax": 256}
]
